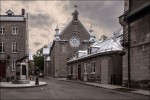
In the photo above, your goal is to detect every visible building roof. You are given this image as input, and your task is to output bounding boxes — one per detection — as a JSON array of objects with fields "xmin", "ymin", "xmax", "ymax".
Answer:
[
  {"xmin": 0, "ymin": 16, "xmax": 25, "ymax": 21},
  {"xmin": 0, "ymin": 9, "xmax": 26, "ymax": 22},
  {"xmin": 68, "ymin": 28, "xmax": 123, "ymax": 62}
]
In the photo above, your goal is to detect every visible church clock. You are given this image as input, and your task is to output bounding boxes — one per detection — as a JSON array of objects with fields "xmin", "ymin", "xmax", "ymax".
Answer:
[{"xmin": 70, "ymin": 37, "xmax": 80, "ymax": 47}]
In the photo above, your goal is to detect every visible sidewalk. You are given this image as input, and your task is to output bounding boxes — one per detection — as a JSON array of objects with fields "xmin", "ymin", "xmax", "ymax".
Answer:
[{"xmin": 44, "ymin": 76, "xmax": 150, "ymax": 96}]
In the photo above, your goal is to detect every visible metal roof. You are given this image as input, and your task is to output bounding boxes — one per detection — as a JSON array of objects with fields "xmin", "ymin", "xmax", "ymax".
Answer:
[{"xmin": 0, "ymin": 16, "xmax": 25, "ymax": 21}]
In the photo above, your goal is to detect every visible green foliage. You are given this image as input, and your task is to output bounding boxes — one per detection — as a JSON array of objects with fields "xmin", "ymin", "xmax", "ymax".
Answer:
[
  {"xmin": 99, "ymin": 35, "xmax": 108, "ymax": 41},
  {"xmin": 33, "ymin": 45, "xmax": 47, "ymax": 70}
]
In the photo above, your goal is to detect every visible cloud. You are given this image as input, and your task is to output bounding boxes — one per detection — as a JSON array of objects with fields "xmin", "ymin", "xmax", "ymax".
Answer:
[
  {"xmin": 1, "ymin": 1, "xmax": 124, "ymax": 53},
  {"xmin": 29, "ymin": 13, "xmax": 55, "ymax": 28},
  {"xmin": 33, "ymin": 42, "xmax": 42, "ymax": 47}
]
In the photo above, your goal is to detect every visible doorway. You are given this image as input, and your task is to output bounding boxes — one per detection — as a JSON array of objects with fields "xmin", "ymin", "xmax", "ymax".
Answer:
[
  {"xmin": 0, "ymin": 60, "xmax": 6, "ymax": 78},
  {"xmin": 78, "ymin": 65, "xmax": 81, "ymax": 80},
  {"xmin": 101, "ymin": 59, "xmax": 109, "ymax": 84}
]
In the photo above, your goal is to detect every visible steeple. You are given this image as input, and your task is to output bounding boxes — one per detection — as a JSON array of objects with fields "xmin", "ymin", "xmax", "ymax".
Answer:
[
  {"xmin": 89, "ymin": 25, "xmax": 96, "ymax": 42},
  {"xmin": 54, "ymin": 25, "xmax": 60, "ymax": 41},
  {"xmin": 72, "ymin": 5, "xmax": 79, "ymax": 21}
]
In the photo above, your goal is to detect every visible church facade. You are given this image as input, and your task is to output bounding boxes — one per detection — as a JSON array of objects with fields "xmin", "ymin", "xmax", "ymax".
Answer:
[{"xmin": 50, "ymin": 8, "xmax": 96, "ymax": 78}]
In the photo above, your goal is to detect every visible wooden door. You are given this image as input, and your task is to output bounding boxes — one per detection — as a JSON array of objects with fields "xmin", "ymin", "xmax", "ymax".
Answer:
[
  {"xmin": 0, "ymin": 60, "xmax": 6, "ymax": 78},
  {"xmin": 101, "ymin": 59, "xmax": 109, "ymax": 84}
]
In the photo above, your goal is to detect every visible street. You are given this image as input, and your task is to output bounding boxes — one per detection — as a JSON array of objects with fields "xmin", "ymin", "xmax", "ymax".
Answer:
[{"xmin": 0, "ymin": 77, "xmax": 149, "ymax": 100}]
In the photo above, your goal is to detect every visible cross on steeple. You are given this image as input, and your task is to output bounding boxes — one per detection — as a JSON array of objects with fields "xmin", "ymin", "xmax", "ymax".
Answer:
[
  {"xmin": 74, "ymin": 4, "xmax": 78, "ymax": 9},
  {"xmin": 72, "ymin": 4, "xmax": 79, "ymax": 21}
]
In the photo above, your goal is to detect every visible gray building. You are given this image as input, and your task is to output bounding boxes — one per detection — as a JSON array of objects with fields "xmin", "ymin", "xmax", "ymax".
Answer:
[
  {"xmin": 50, "ymin": 7, "xmax": 96, "ymax": 78},
  {"xmin": 119, "ymin": 0, "xmax": 150, "ymax": 89},
  {"xmin": 67, "ymin": 28, "xmax": 123, "ymax": 85},
  {"xmin": 0, "ymin": 9, "xmax": 28, "ymax": 81},
  {"xmin": 43, "ymin": 44, "xmax": 51, "ymax": 76}
]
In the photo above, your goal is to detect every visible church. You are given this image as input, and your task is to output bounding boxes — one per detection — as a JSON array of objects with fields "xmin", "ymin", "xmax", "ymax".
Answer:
[{"xmin": 50, "ymin": 6, "xmax": 96, "ymax": 78}]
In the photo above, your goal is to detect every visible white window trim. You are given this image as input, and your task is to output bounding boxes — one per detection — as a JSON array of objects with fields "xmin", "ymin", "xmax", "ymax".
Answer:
[
  {"xmin": 12, "ymin": 60, "xmax": 16, "ymax": 71},
  {"xmin": 84, "ymin": 63, "xmax": 87, "ymax": 74},
  {"xmin": 12, "ymin": 27, "xmax": 18, "ymax": 35},
  {"xmin": 91, "ymin": 61, "xmax": 96, "ymax": 74},
  {"xmin": 0, "ymin": 42, "xmax": 5, "ymax": 53},
  {"xmin": 68, "ymin": 66, "xmax": 71, "ymax": 75},
  {"xmin": 0, "ymin": 27, "xmax": 5, "ymax": 35},
  {"xmin": 12, "ymin": 42, "xmax": 18, "ymax": 53}
]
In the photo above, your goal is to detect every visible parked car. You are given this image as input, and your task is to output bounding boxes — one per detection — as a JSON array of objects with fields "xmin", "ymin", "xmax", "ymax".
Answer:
[{"xmin": 39, "ymin": 72, "xmax": 44, "ymax": 77}]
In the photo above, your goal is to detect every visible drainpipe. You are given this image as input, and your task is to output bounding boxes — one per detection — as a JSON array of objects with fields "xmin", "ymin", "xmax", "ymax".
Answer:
[{"xmin": 127, "ymin": 22, "xmax": 131, "ymax": 88}]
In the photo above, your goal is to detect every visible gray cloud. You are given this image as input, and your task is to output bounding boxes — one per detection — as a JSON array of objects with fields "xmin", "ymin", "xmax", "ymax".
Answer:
[
  {"xmin": 33, "ymin": 42, "xmax": 42, "ymax": 46},
  {"xmin": 29, "ymin": 13, "xmax": 55, "ymax": 28},
  {"xmin": 63, "ymin": 1, "xmax": 124, "ymax": 35}
]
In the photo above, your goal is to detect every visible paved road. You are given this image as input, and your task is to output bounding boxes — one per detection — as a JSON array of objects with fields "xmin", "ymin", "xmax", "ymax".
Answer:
[{"xmin": 0, "ymin": 77, "xmax": 149, "ymax": 100}]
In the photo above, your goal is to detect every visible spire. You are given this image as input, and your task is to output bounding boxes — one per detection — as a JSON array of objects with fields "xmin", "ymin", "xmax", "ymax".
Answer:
[
  {"xmin": 54, "ymin": 25, "xmax": 60, "ymax": 41},
  {"xmin": 72, "ymin": 5, "xmax": 79, "ymax": 21},
  {"xmin": 89, "ymin": 25, "xmax": 96, "ymax": 42},
  {"xmin": 55, "ymin": 24, "xmax": 59, "ymax": 32}
]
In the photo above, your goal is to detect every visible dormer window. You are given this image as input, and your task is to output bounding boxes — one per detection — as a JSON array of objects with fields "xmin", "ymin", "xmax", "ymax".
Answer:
[
  {"xmin": 6, "ymin": 10, "xmax": 14, "ymax": 16},
  {"xmin": 88, "ymin": 48, "xmax": 91, "ymax": 54}
]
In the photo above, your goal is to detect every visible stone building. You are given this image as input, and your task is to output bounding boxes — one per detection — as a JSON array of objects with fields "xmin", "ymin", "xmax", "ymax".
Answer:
[
  {"xmin": 119, "ymin": 0, "xmax": 150, "ymax": 89},
  {"xmin": 67, "ymin": 28, "xmax": 123, "ymax": 85},
  {"xmin": 50, "ymin": 7, "xmax": 96, "ymax": 78},
  {"xmin": 43, "ymin": 44, "xmax": 51, "ymax": 76},
  {"xmin": 0, "ymin": 9, "xmax": 28, "ymax": 81}
]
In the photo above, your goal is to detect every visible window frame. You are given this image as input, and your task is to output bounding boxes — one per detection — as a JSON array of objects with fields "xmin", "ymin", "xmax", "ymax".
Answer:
[
  {"xmin": 12, "ymin": 60, "xmax": 16, "ymax": 71},
  {"xmin": 12, "ymin": 27, "xmax": 18, "ymax": 35},
  {"xmin": 84, "ymin": 63, "xmax": 87, "ymax": 74},
  {"xmin": 12, "ymin": 42, "xmax": 18, "ymax": 53},
  {"xmin": 0, "ymin": 27, "xmax": 5, "ymax": 35},
  {"xmin": 91, "ymin": 61, "xmax": 96, "ymax": 74},
  {"xmin": 0, "ymin": 42, "xmax": 5, "ymax": 53}
]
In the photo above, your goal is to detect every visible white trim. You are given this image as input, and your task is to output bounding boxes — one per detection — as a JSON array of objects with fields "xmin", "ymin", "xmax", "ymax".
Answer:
[
  {"xmin": 84, "ymin": 63, "xmax": 87, "ymax": 74},
  {"xmin": 12, "ymin": 27, "xmax": 18, "ymax": 35},
  {"xmin": 0, "ymin": 27, "xmax": 5, "ymax": 35},
  {"xmin": 12, "ymin": 60, "xmax": 16, "ymax": 71},
  {"xmin": 0, "ymin": 42, "xmax": 5, "ymax": 53},
  {"xmin": 91, "ymin": 61, "xmax": 96, "ymax": 73},
  {"xmin": 12, "ymin": 42, "xmax": 18, "ymax": 53}
]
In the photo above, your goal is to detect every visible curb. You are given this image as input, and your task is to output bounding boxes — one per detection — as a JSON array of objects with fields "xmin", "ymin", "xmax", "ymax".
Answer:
[
  {"xmin": 59, "ymin": 80, "xmax": 150, "ymax": 96},
  {"xmin": 0, "ymin": 82, "xmax": 47, "ymax": 88}
]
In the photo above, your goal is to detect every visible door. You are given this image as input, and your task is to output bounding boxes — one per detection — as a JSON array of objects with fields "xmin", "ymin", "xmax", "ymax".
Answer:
[
  {"xmin": 0, "ymin": 60, "xmax": 6, "ymax": 78},
  {"xmin": 21, "ymin": 65, "xmax": 27, "ymax": 80},
  {"xmin": 101, "ymin": 59, "xmax": 109, "ymax": 84},
  {"xmin": 78, "ymin": 65, "xmax": 81, "ymax": 80}
]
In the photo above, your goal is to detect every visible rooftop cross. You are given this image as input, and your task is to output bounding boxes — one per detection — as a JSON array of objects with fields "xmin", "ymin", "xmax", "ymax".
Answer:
[{"xmin": 74, "ymin": 4, "xmax": 78, "ymax": 9}]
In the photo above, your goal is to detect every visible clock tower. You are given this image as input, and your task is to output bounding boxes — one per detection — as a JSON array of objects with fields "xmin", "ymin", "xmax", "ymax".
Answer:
[{"xmin": 50, "ymin": 5, "xmax": 96, "ymax": 77}]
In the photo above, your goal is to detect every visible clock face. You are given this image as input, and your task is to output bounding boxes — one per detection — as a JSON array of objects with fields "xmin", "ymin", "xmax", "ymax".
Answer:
[{"xmin": 70, "ymin": 37, "xmax": 80, "ymax": 47}]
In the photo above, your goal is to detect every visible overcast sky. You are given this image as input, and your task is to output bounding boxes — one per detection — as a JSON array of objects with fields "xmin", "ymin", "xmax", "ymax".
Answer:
[{"xmin": 1, "ymin": 0, "xmax": 124, "ymax": 54}]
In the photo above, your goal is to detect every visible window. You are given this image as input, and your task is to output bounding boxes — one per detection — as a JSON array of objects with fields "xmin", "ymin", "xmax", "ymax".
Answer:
[
  {"xmin": 91, "ymin": 61, "xmax": 96, "ymax": 73},
  {"xmin": 68, "ymin": 66, "xmax": 71, "ymax": 75},
  {"xmin": 62, "ymin": 44, "xmax": 66, "ymax": 52},
  {"xmin": 0, "ymin": 42, "xmax": 5, "ymax": 53},
  {"xmin": 84, "ymin": 63, "xmax": 87, "ymax": 74},
  {"xmin": 12, "ymin": 27, "xmax": 18, "ymax": 35},
  {"xmin": 0, "ymin": 27, "xmax": 5, "ymax": 35},
  {"xmin": 12, "ymin": 42, "xmax": 18, "ymax": 53},
  {"xmin": 12, "ymin": 61, "xmax": 16, "ymax": 71}
]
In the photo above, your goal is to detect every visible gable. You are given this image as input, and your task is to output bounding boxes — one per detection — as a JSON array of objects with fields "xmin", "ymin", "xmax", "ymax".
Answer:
[{"xmin": 60, "ymin": 19, "xmax": 90, "ymax": 40}]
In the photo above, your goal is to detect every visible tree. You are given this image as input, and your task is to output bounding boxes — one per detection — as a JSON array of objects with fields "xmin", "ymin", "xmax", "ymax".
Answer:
[
  {"xmin": 33, "ymin": 45, "xmax": 47, "ymax": 72},
  {"xmin": 99, "ymin": 35, "xmax": 108, "ymax": 41}
]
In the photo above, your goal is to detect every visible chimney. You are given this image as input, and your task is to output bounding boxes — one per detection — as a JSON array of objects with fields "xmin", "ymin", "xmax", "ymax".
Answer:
[{"xmin": 21, "ymin": 9, "xmax": 25, "ymax": 15}]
